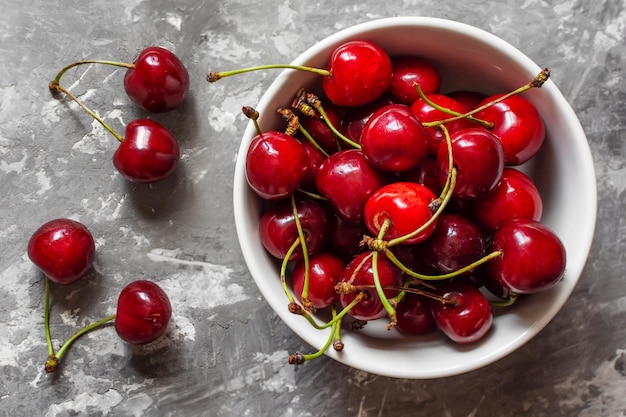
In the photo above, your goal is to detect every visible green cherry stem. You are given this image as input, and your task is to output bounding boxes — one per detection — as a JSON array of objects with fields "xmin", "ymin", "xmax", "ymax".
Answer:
[
  {"xmin": 331, "ymin": 306, "xmax": 344, "ymax": 351},
  {"xmin": 44, "ymin": 277, "xmax": 55, "ymax": 366},
  {"xmin": 288, "ymin": 317, "xmax": 340, "ymax": 365},
  {"xmin": 422, "ymin": 68, "xmax": 551, "ymax": 129},
  {"xmin": 370, "ymin": 220, "xmax": 399, "ymax": 329},
  {"xmin": 291, "ymin": 195, "xmax": 313, "ymax": 313},
  {"xmin": 490, "ymin": 292, "xmax": 519, "ymax": 307},
  {"xmin": 208, "ymin": 64, "xmax": 330, "ymax": 83},
  {"xmin": 280, "ymin": 238, "xmax": 301, "ymax": 304},
  {"xmin": 304, "ymin": 92, "xmax": 361, "ymax": 150},
  {"xmin": 242, "ymin": 106, "xmax": 263, "ymax": 135},
  {"xmin": 51, "ymin": 59, "xmax": 134, "ymax": 87}
]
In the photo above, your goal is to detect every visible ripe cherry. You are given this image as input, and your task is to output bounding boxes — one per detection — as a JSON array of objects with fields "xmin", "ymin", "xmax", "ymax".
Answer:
[
  {"xmin": 395, "ymin": 293, "xmax": 437, "ymax": 335},
  {"xmin": 115, "ymin": 280, "xmax": 172, "ymax": 344},
  {"xmin": 486, "ymin": 219, "xmax": 566, "ymax": 294},
  {"xmin": 468, "ymin": 167, "xmax": 543, "ymax": 233},
  {"xmin": 322, "ymin": 40, "xmax": 392, "ymax": 107},
  {"xmin": 436, "ymin": 127, "xmax": 505, "ymax": 199},
  {"xmin": 364, "ymin": 181, "xmax": 438, "ymax": 245},
  {"xmin": 446, "ymin": 90, "xmax": 487, "ymax": 111},
  {"xmin": 474, "ymin": 94, "xmax": 545, "ymax": 165},
  {"xmin": 316, "ymin": 149, "xmax": 390, "ymax": 222},
  {"xmin": 259, "ymin": 197, "xmax": 329, "ymax": 261},
  {"xmin": 292, "ymin": 252, "xmax": 345, "ymax": 310},
  {"xmin": 326, "ymin": 211, "xmax": 369, "ymax": 261},
  {"xmin": 338, "ymin": 251, "xmax": 403, "ymax": 321},
  {"xmin": 340, "ymin": 97, "xmax": 394, "ymax": 143},
  {"xmin": 28, "ymin": 218, "xmax": 95, "ymax": 285},
  {"xmin": 113, "ymin": 119, "xmax": 180, "ymax": 183},
  {"xmin": 429, "ymin": 281, "xmax": 493, "ymax": 344},
  {"xmin": 124, "ymin": 46, "xmax": 190, "ymax": 113},
  {"xmin": 360, "ymin": 104, "xmax": 430, "ymax": 172},
  {"xmin": 246, "ymin": 131, "xmax": 310, "ymax": 200},
  {"xmin": 387, "ymin": 55, "xmax": 441, "ymax": 105}
]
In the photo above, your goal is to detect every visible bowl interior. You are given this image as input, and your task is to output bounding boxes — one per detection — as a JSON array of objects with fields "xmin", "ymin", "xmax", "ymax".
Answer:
[{"xmin": 233, "ymin": 17, "xmax": 597, "ymax": 378}]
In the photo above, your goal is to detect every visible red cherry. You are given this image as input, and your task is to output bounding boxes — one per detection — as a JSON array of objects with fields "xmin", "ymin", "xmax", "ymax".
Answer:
[
  {"xmin": 360, "ymin": 104, "xmax": 430, "ymax": 172},
  {"xmin": 338, "ymin": 251, "xmax": 403, "ymax": 321},
  {"xmin": 400, "ymin": 156, "xmax": 442, "ymax": 196},
  {"xmin": 258, "ymin": 197, "xmax": 329, "ymax": 261},
  {"xmin": 298, "ymin": 100, "xmax": 344, "ymax": 155},
  {"xmin": 299, "ymin": 142, "xmax": 326, "ymax": 192},
  {"xmin": 436, "ymin": 127, "xmax": 505, "ymax": 199},
  {"xmin": 322, "ymin": 40, "xmax": 392, "ymax": 107},
  {"xmin": 124, "ymin": 46, "xmax": 190, "ymax": 113},
  {"xmin": 364, "ymin": 182, "xmax": 437, "ymax": 245},
  {"xmin": 430, "ymin": 281, "xmax": 493, "ymax": 344},
  {"xmin": 395, "ymin": 293, "xmax": 437, "ymax": 335},
  {"xmin": 410, "ymin": 94, "xmax": 476, "ymax": 155},
  {"xmin": 316, "ymin": 149, "xmax": 390, "ymax": 222},
  {"xmin": 246, "ymin": 131, "xmax": 310, "ymax": 200},
  {"xmin": 115, "ymin": 280, "xmax": 172, "ymax": 344},
  {"xmin": 112, "ymin": 119, "xmax": 180, "ymax": 183},
  {"xmin": 474, "ymin": 94, "xmax": 545, "ymax": 165},
  {"xmin": 292, "ymin": 252, "xmax": 345, "ymax": 310},
  {"xmin": 486, "ymin": 219, "xmax": 566, "ymax": 294},
  {"xmin": 446, "ymin": 90, "xmax": 487, "ymax": 111},
  {"xmin": 27, "ymin": 218, "xmax": 95, "ymax": 285},
  {"xmin": 326, "ymin": 210, "xmax": 369, "ymax": 261},
  {"xmin": 469, "ymin": 167, "xmax": 543, "ymax": 233},
  {"xmin": 340, "ymin": 97, "xmax": 394, "ymax": 143},
  {"xmin": 387, "ymin": 55, "xmax": 441, "ymax": 105}
]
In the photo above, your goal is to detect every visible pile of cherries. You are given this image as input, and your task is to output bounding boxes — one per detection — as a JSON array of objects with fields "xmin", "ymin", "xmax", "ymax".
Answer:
[
  {"xmin": 209, "ymin": 39, "xmax": 566, "ymax": 363},
  {"xmin": 30, "ymin": 46, "xmax": 190, "ymax": 373}
]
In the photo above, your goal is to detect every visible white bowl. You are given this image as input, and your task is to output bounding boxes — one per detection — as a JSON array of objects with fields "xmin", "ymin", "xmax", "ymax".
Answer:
[{"xmin": 233, "ymin": 17, "xmax": 597, "ymax": 378}]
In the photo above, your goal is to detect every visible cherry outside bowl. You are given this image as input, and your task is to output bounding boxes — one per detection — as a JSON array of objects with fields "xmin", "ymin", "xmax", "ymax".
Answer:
[{"xmin": 233, "ymin": 17, "xmax": 597, "ymax": 379}]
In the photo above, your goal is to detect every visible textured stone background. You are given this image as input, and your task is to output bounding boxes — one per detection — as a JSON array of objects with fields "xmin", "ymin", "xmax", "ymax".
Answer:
[{"xmin": 1, "ymin": 0, "xmax": 625, "ymax": 416}]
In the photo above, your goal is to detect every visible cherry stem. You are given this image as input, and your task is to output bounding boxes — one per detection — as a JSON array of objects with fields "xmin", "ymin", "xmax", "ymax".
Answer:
[
  {"xmin": 340, "ymin": 283, "xmax": 455, "ymax": 305},
  {"xmin": 48, "ymin": 81, "xmax": 124, "ymax": 143},
  {"xmin": 280, "ymin": 238, "xmax": 300, "ymax": 304},
  {"xmin": 291, "ymin": 195, "xmax": 313, "ymax": 312},
  {"xmin": 414, "ymin": 83, "xmax": 493, "ymax": 129},
  {"xmin": 490, "ymin": 292, "xmax": 519, "ymax": 307},
  {"xmin": 331, "ymin": 306, "xmax": 344, "ymax": 351},
  {"xmin": 304, "ymin": 91, "xmax": 361, "ymax": 150},
  {"xmin": 277, "ymin": 107, "xmax": 330, "ymax": 157},
  {"xmin": 242, "ymin": 106, "xmax": 263, "ymax": 135},
  {"xmin": 371, "ymin": 221, "xmax": 398, "ymax": 329},
  {"xmin": 288, "ymin": 315, "xmax": 340, "ymax": 365},
  {"xmin": 51, "ymin": 59, "xmax": 134, "ymax": 86},
  {"xmin": 296, "ymin": 188, "xmax": 329, "ymax": 201},
  {"xmin": 422, "ymin": 68, "xmax": 551, "ymax": 128},
  {"xmin": 44, "ymin": 277, "xmax": 55, "ymax": 358},
  {"xmin": 207, "ymin": 64, "xmax": 330, "ymax": 83},
  {"xmin": 314, "ymin": 291, "xmax": 366, "ymax": 330}
]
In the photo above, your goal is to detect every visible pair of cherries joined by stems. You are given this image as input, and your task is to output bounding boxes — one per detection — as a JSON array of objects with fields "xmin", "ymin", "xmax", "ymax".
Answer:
[
  {"xmin": 27, "ymin": 218, "xmax": 172, "ymax": 373},
  {"xmin": 49, "ymin": 46, "xmax": 189, "ymax": 183},
  {"xmin": 209, "ymin": 39, "xmax": 566, "ymax": 363}
]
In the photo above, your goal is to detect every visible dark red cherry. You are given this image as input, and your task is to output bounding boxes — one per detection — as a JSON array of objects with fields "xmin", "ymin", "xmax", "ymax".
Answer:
[
  {"xmin": 338, "ymin": 251, "xmax": 403, "ymax": 321},
  {"xmin": 360, "ymin": 104, "xmax": 430, "ymax": 172},
  {"xmin": 387, "ymin": 55, "xmax": 441, "ymax": 105},
  {"xmin": 27, "ymin": 218, "xmax": 96, "ymax": 285},
  {"xmin": 298, "ymin": 100, "xmax": 344, "ymax": 155},
  {"xmin": 322, "ymin": 40, "xmax": 392, "ymax": 107},
  {"xmin": 400, "ymin": 156, "xmax": 442, "ymax": 196},
  {"xmin": 115, "ymin": 280, "xmax": 172, "ymax": 344},
  {"xmin": 469, "ymin": 168, "xmax": 543, "ymax": 233},
  {"xmin": 395, "ymin": 293, "xmax": 437, "ymax": 335},
  {"xmin": 112, "ymin": 119, "xmax": 180, "ymax": 183},
  {"xmin": 410, "ymin": 94, "xmax": 476, "ymax": 155},
  {"xmin": 364, "ymin": 182, "xmax": 437, "ymax": 245},
  {"xmin": 316, "ymin": 149, "xmax": 390, "ymax": 222},
  {"xmin": 436, "ymin": 127, "xmax": 505, "ymax": 199},
  {"xmin": 446, "ymin": 90, "xmax": 487, "ymax": 112},
  {"xmin": 326, "ymin": 211, "xmax": 369, "ymax": 261},
  {"xmin": 246, "ymin": 131, "xmax": 309, "ymax": 200},
  {"xmin": 474, "ymin": 94, "xmax": 545, "ymax": 166},
  {"xmin": 340, "ymin": 97, "xmax": 394, "ymax": 143},
  {"xmin": 430, "ymin": 281, "xmax": 493, "ymax": 344},
  {"xmin": 292, "ymin": 252, "xmax": 345, "ymax": 310},
  {"xmin": 417, "ymin": 213, "xmax": 486, "ymax": 275},
  {"xmin": 124, "ymin": 46, "xmax": 190, "ymax": 113},
  {"xmin": 259, "ymin": 197, "xmax": 329, "ymax": 261},
  {"xmin": 299, "ymin": 142, "xmax": 326, "ymax": 192},
  {"xmin": 486, "ymin": 219, "xmax": 566, "ymax": 294}
]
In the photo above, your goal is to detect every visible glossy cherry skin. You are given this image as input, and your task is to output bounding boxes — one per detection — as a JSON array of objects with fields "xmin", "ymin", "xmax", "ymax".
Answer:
[
  {"xmin": 387, "ymin": 55, "xmax": 441, "ymax": 105},
  {"xmin": 338, "ymin": 251, "xmax": 403, "ymax": 321},
  {"xmin": 395, "ymin": 293, "xmax": 437, "ymax": 335},
  {"xmin": 486, "ymin": 219, "xmax": 566, "ymax": 294},
  {"xmin": 360, "ymin": 104, "xmax": 430, "ymax": 172},
  {"xmin": 115, "ymin": 280, "xmax": 172, "ymax": 344},
  {"xmin": 446, "ymin": 90, "xmax": 487, "ymax": 112},
  {"xmin": 410, "ymin": 94, "xmax": 476, "ymax": 155},
  {"xmin": 474, "ymin": 94, "xmax": 545, "ymax": 165},
  {"xmin": 340, "ymin": 97, "xmax": 394, "ymax": 143},
  {"xmin": 316, "ymin": 149, "xmax": 390, "ymax": 222},
  {"xmin": 469, "ymin": 168, "xmax": 543, "ymax": 233},
  {"xmin": 429, "ymin": 281, "xmax": 493, "ymax": 344},
  {"xmin": 27, "ymin": 218, "xmax": 95, "ymax": 285},
  {"xmin": 417, "ymin": 213, "xmax": 486, "ymax": 274},
  {"xmin": 400, "ymin": 156, "xmax": 442, "ymax": 196},
  {"xmin": 124, "ymin": 46, "xmax": 190, "ymax": 113},
  {"xmin": 299, "ymin": 142, "xmax": 326, "ymax": 192},
  {"xmin": 323, "ymin": 40, "xmax": 392, "ymax": 107},
  {"xmin": 436, "ymin": 127, "xmax": 505, "ymax": 199},
  {"xmin": 364, "ymin": 181, "xmax": 437, "ymax": 245},
  {"xmin": 327, "ymin": 211, "xmax": 369, "ymax": 261},
  {"xmin": 246, "ymin": 131, "xmax": 309, "ymax": 200},
  {"xmin": 292, "ymin": 252, "xmax": 345, "ymax": 309},
  {"xmin": 259, "ymin": 197, "xmax": 329, "ymax": 261},
  {"xmin": 113, "ymin": 119, "xmax": 180, "ymax": 183}
]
